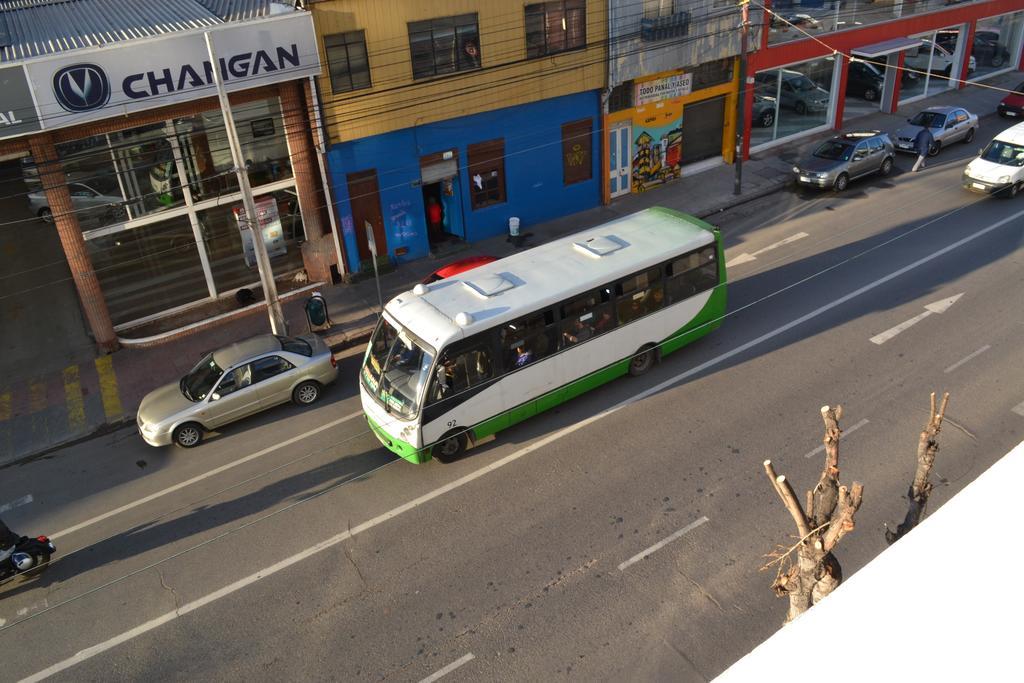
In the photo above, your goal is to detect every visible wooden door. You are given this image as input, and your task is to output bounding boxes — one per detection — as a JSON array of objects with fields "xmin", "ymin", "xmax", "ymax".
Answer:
[{"xmin": 346, "ymin": 170, "xmax": 386, "ymax": 261}]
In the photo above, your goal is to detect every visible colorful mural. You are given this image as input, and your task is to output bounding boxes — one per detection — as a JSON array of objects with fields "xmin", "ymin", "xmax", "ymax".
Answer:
[{"xmin": 631, "ymin": 101, "xmax": 684, "ymax": 192}]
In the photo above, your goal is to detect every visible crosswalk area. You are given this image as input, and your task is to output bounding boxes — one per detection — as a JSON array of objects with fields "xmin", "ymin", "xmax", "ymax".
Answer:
[{"xmin": 0, "ymin": 356, "xmax": 125, "ymax": 463}]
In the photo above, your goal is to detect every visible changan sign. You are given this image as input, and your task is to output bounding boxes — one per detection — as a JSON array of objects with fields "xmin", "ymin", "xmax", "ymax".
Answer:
[
  {"xmin": 634, "ymin": 73, "xmax": 693, "ymax": 106},
  {"xmin": 22, "ymin": 12, "xmax": 320, "ymax": 133}
]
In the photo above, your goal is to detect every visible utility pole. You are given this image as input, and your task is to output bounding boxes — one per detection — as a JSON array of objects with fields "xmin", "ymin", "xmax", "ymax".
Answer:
[
  {"xmin": 734, "ymin": 0, "xmax": 750, "ymax": 195},
  {"xmin": 204, "ymin": 32, "xmax": 287, "ymax": 335}
]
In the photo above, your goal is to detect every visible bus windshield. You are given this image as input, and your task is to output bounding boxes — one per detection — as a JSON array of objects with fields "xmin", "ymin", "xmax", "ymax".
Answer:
[{"xmin": 361, "ymin": 317, "xmax": 434, "ymax": 418}]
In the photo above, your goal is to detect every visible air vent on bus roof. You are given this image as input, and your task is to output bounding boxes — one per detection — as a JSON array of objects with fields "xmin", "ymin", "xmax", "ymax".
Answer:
[
  {"xmin": 462, "ymin": 273, "xmax": 516, "ymax": 298},
  {"xmin": 573, "ymin": 235, "xmax": 625, "ymax": 258}
]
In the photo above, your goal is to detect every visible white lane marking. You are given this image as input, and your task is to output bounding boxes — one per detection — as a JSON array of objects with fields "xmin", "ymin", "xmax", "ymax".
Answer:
[
  {"xmin": 944, "ymin": 345, "xmax": 991, "ymax": 374},
  {"xmin": 803, "ymin": 418, "xmax": 870, "ymax": 459},
  {"xmin": 0, "ymin": 494, "xmax": 33, "ymax": 513},
  {"xmin": 1012, "ymin": 401, "xmax": 1024, "ymax": 417},
  {"xmin": 419, "ymin": 653, "xmax": 476, "ymax": 683},
  {"xmin": 21, "ymin": 209, "xmax": 1024, "ymax": 681},
  {"xmin": 726, "ymin": 232, "xmax": 809, "ymax": 268},
  {"xmin": 50, "ymin": 411, "xmax": 363, "ymax": 541},
  {"xmin": 618, "ymin": 517, "xmax": 709, "ymax": 571},
  {"xmin": 869, "ymin": 293, "xmax": 963, "ymax": 345}
]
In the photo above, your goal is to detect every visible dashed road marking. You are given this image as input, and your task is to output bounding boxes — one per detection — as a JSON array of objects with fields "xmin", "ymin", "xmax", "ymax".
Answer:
[
  {"xmin": 420, "ymin": 653, "xmax": 475, "ymax": 683},
  {"xmin": 0, "ymin": 495, "xmax": 33, "ymax": 513},
  {"xmin": 1012, "ymin": 400, "xmax": 1024, "ymax": 417},
  {"xmin": 804, "ymin": 418, "xmax": 870, "ymax": 458},
  {"xmin": 618, "ymin": 516, "xmax": 709, "ymax": 571},
  {"xmin": 63, "ymin": 365, "xmax": 85, "ymax": 431},
  {"xmin": 944, "ymin": 345, "xmax": 991, "ymax": 374},
  {"xmin": 94, "ymin": 355, "xmax": 123, "ymax": 421}
]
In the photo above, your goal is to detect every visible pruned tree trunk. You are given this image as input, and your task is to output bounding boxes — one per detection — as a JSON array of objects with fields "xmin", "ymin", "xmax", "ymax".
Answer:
[
  {"xmin": 885, "ymin": 392, "xmax": 950, "ymax": 544},
  {"xmin": 763, "ymin": 405, "xmax": 864, "ymax": 623}
]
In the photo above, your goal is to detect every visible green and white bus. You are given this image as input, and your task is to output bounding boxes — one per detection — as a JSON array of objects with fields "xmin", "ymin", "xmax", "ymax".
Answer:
[{"xmin": 359, "ymin": 207, "xmax": 727, "ymax": 464}]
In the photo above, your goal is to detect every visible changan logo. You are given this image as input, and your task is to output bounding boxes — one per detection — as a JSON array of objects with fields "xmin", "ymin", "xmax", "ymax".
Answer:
[{"xmin": 52, "ymin": 64, "xmax": 111, "ymax": 112}]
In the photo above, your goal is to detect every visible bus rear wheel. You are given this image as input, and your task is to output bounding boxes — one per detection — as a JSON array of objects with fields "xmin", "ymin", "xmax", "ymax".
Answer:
[
  {"xmin": 431, "ymin": 431, "xmax": 467, "ymax": 464},
  {"xmin": 629, "ymin": 345, "xmax": 657, "ymax": 376}
]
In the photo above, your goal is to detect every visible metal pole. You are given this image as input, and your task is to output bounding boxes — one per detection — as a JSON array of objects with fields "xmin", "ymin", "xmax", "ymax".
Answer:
[
  {"xmin": 734, "ymin": 0, "xmax": 750, "ymax": 196},
  {"xmin": 365, "ymin": 222, "xmax": 384, "ymax": 313},
  {"xmin": 204, "ymin": 32, "xmax": 287, "ymax": 335}
]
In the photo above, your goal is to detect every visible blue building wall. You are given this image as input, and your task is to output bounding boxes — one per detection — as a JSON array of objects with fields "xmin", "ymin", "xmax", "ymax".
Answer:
[{"xmin": 327, "ymin": 90, "xmax": 602, "ymax": 273}]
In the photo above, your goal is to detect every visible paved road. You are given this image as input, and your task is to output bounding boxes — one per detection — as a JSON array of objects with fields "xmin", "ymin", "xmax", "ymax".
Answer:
[{"xmin": 2, "ymin": 115, "xmax": 1023, "ymax": 681}]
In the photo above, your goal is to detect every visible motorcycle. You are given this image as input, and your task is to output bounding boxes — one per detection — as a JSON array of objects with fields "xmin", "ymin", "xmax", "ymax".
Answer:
[{"xmin": 0, "ymin": 536, "xmax": 56, "ymax": 583}]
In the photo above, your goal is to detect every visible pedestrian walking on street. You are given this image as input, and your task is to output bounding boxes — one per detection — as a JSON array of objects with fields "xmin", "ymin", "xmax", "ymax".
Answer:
[{"xmin": 912, "ymin": 126, "xmax": 935, "ymax": 172}]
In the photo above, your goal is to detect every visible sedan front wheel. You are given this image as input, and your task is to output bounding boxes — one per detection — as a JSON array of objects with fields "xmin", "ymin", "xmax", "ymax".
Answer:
[{"xmin": 173, "ymin": 422, "xmax": 204, "ymax": 449}]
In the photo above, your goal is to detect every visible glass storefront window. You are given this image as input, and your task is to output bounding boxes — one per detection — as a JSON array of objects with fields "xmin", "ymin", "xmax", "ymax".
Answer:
[
  {"xmin": 175, "ymin": 98, "xmax": 293, "ymax": 202},
  {"xmin": 751, "ymin": 58, "xmax": 834, "ymax": 147},
  {"xmin": 53, "ymin": 136, "xmax": 125, "ymax": 232},
  {"xmin": 767, "ymin": 1, "xmax": 986, "ymax": 46},
  {"xmin": 86, "ymin": 215, "xmax": 208, "ymax": 325},
  {"xmin": 109, "ymin": 123, "xmax": 186, "ymax": 218},
  {"xmin": 196, "ymin": 189, "xmax": 305, "ymax": 294},
  {"xmin": 45, "ymin": 96, "xmax": 303, "ymax": 325},
  {"xmin": 899, "ymin": 30, "xmax": 962, "ymax": 105},
  {"xmin": 970, "ymin": 12, "xmax": 1024, "ymax": 81}
]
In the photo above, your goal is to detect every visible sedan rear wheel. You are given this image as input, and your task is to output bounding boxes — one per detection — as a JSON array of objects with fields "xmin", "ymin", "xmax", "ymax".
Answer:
[
  {"xmin": 880, "ymin": 157, "xmax": 893, "ymax": 176},
  {"xmin": 964, "ymin": 128, "xmax": 976, "ymax": 145},
  {"xmin": 38, "ymin": 208, "xmax": 53, "ymax": 223},
  {"xmin": 292, "ymin": 380, "xmax": 322, "ymax": 406},
  {"xmin": 863, "ymin": 87, "xmax": 878, "ymax": 102},
  {"xmin": 173, "ymin": 422, "xmax": 203, "ymax": 449}
]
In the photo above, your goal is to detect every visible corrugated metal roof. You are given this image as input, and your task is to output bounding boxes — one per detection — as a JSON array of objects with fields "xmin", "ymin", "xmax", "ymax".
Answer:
[{"xmin": 0, "ymin": 0, "xmax": 277, "ymax": 63}]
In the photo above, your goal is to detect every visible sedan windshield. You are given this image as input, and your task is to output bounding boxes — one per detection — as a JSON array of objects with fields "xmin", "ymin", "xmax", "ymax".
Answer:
[
  {"xmin": 361, "ymin": 317, "xmax": 434, "ymax": 419},
  {"xmin": 909, "ymin": 111, "xmax": 945, "ymax": 128},
  {"xmin": 981, "ymin": 140, "xmax": 1024, "ymax": 167},
  {"xmin": 813, "ymin": 141, "xmax": 853, "ymax": 161},
  {"xmin": 181, "ymin": 353, "xmax": 223, "ymax": 402}
]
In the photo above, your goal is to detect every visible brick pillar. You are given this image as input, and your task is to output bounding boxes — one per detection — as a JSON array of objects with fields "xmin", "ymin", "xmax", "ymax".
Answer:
[
  {"xmin": 279, "ymin": 80, "xmax": 333, "ymax": 283},
  {"xmin": 28, "ymin": 134, "xmax": 118, "ymax": 353}
]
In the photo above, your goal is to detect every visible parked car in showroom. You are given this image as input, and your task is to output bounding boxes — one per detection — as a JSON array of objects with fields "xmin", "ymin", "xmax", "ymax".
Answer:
[
  {"xmin": 27, "ymin": 182, "xmax": 125, "ymax": 226},
  {"xmin": 962, "ymin": 121, "xmax": 1024, "ymax": 198},
  {"xmin": 754, "ymin": 69, "xmax": 831, "ymax": 115},
  {"xmin": 893, "ymin": 106, "xmax": 979, "ymax": 156},
  {"xmin": 752, "ymin": 90, "xmax": 778, "ymax": 128},
  {"xmin": 792, "ymin": 130, "xmax": 895, "ymax": 192},
  {"xmin": 137, "ymin": 334, "xmax": 338, "ymax": 448},
  {"xmin": 997, "ymin": 81, "xmax": 1024, "ymax": 118},
  {"xmin": 846, "ymin": 60, "xmax": 885, "ymax": 101}
]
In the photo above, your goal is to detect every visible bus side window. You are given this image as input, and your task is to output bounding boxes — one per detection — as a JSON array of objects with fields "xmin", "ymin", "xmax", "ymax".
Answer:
[
  {"xmin": 559, "ymin": 291, "xmax": 611, "ymax": 348},
  {"xmin": 667, "ymin": 246, "xmax": 716, "ymax": 302},
  {"xmin": 501, "ymin": 311, "xmax": 555, "ymax": 369},
  {"xmin": 616, "ymin": 267, "xmax": 662, "ymax": 324},
  {"xmin": 428, "ymin": 344, "xmax": 495, "ymax": 404}
]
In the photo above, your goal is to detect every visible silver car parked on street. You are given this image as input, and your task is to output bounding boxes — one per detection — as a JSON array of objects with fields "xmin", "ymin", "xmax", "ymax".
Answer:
[
  {"xmin": 137, "ymin": 334, "xmax": 338, "ymax": 448},
  {"xmin": 793, "ymin": 130, "xmax": 895, "ymax": 192},
  {"xmin": 893, "ymin": 106, "xmax": 979, "ymax": 157}
]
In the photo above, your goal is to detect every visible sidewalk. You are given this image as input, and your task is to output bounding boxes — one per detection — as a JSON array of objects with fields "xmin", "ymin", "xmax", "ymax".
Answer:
[{"xmin": 1, "ymin": 72, "xmax": 1017, "ymax": 467}]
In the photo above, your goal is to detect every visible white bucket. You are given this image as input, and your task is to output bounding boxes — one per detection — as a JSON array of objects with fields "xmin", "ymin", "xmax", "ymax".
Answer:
[{"xmin": 509, "ymin": 216, "xmax": 520, "ymax": 237}]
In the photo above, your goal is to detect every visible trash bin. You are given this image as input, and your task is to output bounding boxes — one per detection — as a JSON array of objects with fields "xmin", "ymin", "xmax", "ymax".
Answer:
[{"xmin": 509, "ymin": 216, "xmax": 520, "ymax": 237}]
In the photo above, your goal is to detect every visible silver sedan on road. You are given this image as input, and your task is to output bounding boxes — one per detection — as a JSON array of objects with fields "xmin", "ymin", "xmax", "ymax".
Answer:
[
  {"xmin": 137, "ymin": 334, "xmax": 338, "ymax": 448},
  {"xmin": 893, "ymin": 106, "xmax": 979, "ymax": 157}
]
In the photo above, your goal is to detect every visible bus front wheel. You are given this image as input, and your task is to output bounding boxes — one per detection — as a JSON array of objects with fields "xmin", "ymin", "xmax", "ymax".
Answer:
[
  {"xmin": 432, "ymin": 431, "xmax": 467, "ymax": 464},
  {"xmin": 629, "ymin": 345, "xmax": 657, "ymax": 376}
]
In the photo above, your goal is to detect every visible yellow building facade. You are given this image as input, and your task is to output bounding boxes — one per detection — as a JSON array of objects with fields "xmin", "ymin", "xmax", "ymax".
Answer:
[{"xmin": 312, "ymin": 0, "xmax": 607, "ymax": 144}]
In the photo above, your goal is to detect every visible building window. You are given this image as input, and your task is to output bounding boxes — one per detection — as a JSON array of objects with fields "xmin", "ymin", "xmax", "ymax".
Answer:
[
  {"xmin": 324, "ymin": 31, "xmax": 371, "ymax": 94},
  {"xmin": 562, "ymin": 119, "xmax": 592, "ymax": 185},
  {"xmin": 409, "ymin": 14, "xmax": 481, "ymax": 79},
  {"xmin": 525, "ymin": 0, "xmax": 586, "ymax": 58},
  {"xmin": 467, "ymin": 139, "xmax": 506, "ymax": 209},
  {"xmin": 643, "ymin": 0, "xmax": 683, "ymax": 19},
  {"xmin": 608, "ymin": 81, "xmax": 634, "ymax": 113},
  {"xmin": 691, "ymin": 58, "xmax": 734, "ymax": 89}
]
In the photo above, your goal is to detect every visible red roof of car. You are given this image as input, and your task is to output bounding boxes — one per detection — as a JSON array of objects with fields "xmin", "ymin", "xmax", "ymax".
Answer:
[{"xmin": 421, "ymin": 255, "xmax": 499, "ymax": 283}]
